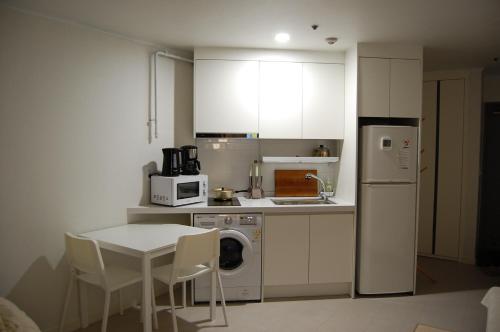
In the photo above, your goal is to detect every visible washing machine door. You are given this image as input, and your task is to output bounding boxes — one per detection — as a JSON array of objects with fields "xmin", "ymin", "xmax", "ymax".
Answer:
[{"xmin": 219, "ymin": 229, "xmax": 253, "ymax": 277}]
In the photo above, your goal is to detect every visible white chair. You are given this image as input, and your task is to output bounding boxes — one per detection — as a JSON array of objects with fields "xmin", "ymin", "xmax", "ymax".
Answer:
[
  {"xmin": 152, "ymin": 228, "xmax": 228, "ymax": 332},
  {"xmin": 59, "ymin": 232, "xmax": 142, "ymax": 332}
]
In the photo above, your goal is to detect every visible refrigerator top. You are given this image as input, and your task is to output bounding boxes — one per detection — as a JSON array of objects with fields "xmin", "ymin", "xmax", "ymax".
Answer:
[{"xmin": 360, "ymin": 125, "xmax": 418, "ymax": 183}]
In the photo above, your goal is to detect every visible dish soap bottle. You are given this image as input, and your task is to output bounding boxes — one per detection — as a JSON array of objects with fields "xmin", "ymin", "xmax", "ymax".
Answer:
[{"xmin": 325, "ymin": 178, "xmax": 335, "ymax": 196}]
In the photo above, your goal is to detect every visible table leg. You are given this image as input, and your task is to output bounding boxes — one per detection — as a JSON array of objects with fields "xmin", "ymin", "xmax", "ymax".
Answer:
[{"xmin": 142, "ymin": 254, "xmax": 152, "ymax": 332}]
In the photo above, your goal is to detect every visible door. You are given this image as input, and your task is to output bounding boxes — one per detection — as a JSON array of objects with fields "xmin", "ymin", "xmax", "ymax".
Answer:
[
  {"xmin": 264, "ymin": 215, "xmax": 309, "ymax": 286},
  {"xmin": 418, "ymin": 81, "xmax": 438, "ymax": 255},
  {"xmin": 389, "ymin": 59, "xmax": 422, "ymax": 118},
  {"xmin": 358, "ymin": 57, "xmax": 390, "ymax": 117},
  {"xmin": 309, "ymin": 214, "xmax": 354, "ymax": 284},
  {"xmin": 434, "ymin": 79, "xmax": 465, "ymax": 259},
  {"xmin": 477, "ymin": 103, "xmax": 500, "ymax": 265},
  {"xmin": 357, "ymin": 183, "xmax": 417, "ymax": 294},
  {"xmin": 195, "ymin": 60, "xmax": 259, "ymax": 133},
  {"xmin": 360, "ymin": 125, "xmax": 418, "ymax": 183},
  {"xmin": 302, "ymin": 63, "xmax": 345, "ymax": 139},
  {"xmin": 195, "ymin": 229, "xmax": 253, "ymax": 288},
  {"xmin": 259, "ymin": 62, "xmax": 302, "ymax": 138}
]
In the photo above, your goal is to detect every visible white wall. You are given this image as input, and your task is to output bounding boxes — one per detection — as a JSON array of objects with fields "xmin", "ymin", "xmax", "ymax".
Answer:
[{"xmin": 0, "ymin": 6, "xmax": 192, "ymax": 331}]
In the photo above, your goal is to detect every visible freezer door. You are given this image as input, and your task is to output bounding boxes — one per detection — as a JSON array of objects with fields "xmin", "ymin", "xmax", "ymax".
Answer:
[
  {"xmin": 357, "ymin": 183, "xmax": 417, "ymax": 294},
  {"xmin": 360, "ymin": 125, "xmax": 418, "ymax": 183}
]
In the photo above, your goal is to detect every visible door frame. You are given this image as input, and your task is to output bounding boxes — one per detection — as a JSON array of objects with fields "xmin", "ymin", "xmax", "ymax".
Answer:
[{"xmin": 476, "ymin": 102, "xmax": 500, "ymax": 265}]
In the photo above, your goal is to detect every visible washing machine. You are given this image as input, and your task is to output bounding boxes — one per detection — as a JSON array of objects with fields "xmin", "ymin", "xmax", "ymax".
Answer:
[{"xmin": 193, "ymin": 213, "xmax": 262, "ymax": 302}]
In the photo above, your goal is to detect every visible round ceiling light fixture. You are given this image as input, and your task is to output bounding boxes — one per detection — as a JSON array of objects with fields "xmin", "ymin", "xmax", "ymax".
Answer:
[
  {"xmin": 326, "ymin": 37, "xmax": 338, "ymax": 45},
  {"xmin": 274, "ymin": 32, "xmax": 290, "ymax": 43}
]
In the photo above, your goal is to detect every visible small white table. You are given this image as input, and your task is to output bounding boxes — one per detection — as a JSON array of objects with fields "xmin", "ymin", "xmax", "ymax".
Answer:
[{"xmin": 81, "ymin": 223, "xmax": 209, "ymax": 332}]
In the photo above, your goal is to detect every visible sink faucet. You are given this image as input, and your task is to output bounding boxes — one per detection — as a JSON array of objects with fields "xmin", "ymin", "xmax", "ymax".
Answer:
[{"xmin": 305, "ymin": 173, "xmax": 328, "ymax": 201}]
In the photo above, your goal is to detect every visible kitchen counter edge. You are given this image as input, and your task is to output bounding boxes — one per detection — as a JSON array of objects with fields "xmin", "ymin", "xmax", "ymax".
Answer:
[{"xmin": 128, "ymin": 200, "xmax": 355, "ymax": 215}]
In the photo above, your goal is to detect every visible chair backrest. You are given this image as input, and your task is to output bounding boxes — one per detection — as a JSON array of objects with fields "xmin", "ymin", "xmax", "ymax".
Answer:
[
  {"xmin": 64, "ymin": 232, "xmax": 105, "ymax": 277},
  {"xmin": 171, "ymin": 229, "xmax": 219, "ymax": 280}
]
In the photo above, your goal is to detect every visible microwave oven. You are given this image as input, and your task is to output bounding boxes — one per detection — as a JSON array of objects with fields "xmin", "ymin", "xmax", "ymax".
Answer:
[{"xmin": 151, "ymin": 174, "xmax": 208, "ymax": 206}]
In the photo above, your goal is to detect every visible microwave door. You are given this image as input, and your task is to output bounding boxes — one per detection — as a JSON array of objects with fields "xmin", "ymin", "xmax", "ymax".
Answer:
[{"xmin": 177, "ymin": 181, "xmax": 200, "ymax": 200}]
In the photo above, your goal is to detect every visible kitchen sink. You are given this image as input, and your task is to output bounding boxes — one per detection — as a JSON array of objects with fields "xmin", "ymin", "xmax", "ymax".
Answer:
[{"xmin": 271, "ymin": 198, "xmax": 336, "ymax": 205}]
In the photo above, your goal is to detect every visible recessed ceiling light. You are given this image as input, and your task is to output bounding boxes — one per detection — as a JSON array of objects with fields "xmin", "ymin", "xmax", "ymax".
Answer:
[{"xmin": 274, "ymin": 32, "xmax": 290, "ymax": 43}]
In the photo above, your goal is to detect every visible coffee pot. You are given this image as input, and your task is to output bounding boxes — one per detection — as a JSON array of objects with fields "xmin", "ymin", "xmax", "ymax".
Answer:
[
  {"xmin": 161, "ymin": 148, "xmax": 182, "ymax": 177},
  {"xmin": 180, "ymin": 145, "xmax": 201, "ymax": 175}
]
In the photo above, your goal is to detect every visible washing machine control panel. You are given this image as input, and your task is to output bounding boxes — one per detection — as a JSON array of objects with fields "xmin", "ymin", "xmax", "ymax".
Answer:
[
  {"xmin": 239, "ymin": 215, "xmax": 257, "ymax": 225},
  {"xmin": 194, "ymin": 213, "xmax": 262, "ymax": 228}
]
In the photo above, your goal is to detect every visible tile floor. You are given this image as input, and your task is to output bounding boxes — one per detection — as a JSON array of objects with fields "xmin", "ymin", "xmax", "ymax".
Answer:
[{"xmin": 76, "ymin": 257, "xmax": 500, "ymax": 332}]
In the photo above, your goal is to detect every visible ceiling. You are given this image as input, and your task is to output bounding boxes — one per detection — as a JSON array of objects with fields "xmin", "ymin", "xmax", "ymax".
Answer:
[{"xmin": 2, "ymin": 0, "xmax": 500, "ymax": 70}]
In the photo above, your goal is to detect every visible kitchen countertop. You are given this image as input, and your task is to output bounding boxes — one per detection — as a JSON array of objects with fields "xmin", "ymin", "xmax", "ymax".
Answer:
[{"xmin": 127, "ymin": 197, "xmax": 355, "ymax": 215}]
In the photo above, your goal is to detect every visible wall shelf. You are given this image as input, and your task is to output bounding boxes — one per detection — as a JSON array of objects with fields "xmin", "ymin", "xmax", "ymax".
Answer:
[{"xmin": 262, "ymin": 156, "xmax": 339, "ymax": 164}]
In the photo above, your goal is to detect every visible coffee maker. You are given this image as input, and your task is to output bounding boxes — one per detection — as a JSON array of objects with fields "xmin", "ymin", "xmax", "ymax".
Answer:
[
  {"xmin": 180, "ymin": 145, "xmax": 201, "ymax": 175},
  {"xmin": 161, "ymin": 148, "xmax": 182, "ymax": 177}
]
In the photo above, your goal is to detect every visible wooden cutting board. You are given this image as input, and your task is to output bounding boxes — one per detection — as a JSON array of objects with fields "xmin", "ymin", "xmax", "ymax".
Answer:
[{"xmin": 275, "ymin": 169, "xmax": 318, "ymax": 197}]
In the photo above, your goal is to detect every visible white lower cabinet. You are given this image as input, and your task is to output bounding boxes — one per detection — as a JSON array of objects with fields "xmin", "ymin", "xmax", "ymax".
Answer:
[
  {"xmin": 264, "ymin": 213, "xmax": 354, "ymax": 292},
  {"xmin": 263, "ymin": 215, "xmax": 309, "ymax": 286},
  {"xmin": 309, "ymin": 214, "xmax": 354, "ymax": 284}
]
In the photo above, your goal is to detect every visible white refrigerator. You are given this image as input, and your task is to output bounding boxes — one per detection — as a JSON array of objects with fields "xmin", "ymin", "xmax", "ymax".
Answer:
[{"xmin": 357, "ymin": 125, "xmax": 418, "ymax": 294}]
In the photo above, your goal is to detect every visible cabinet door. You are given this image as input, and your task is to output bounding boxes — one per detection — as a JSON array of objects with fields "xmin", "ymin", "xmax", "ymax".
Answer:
[
  {"xmin": 309, "ymin": 214, "xmax": 354, "ymax": 284},
  {"xmin": 358, "ymin": 57, "xmax": 390, "ymax": 117},
  {"xmin": 435, "ymin": 79, "xmax": 465, "ymax": 259},
  {"xmin": 259, "ymin": 62, "xmax": 302, "ymax": 138},
  {"xmin": 195, "ymin": 60, "xmax": 259, "ymax": 133},
  {"xmin": 264, "ymin": 215, "xmax": 309, "ymax": 286},
  {"xmin": 302, "ymin": 63, "xmax": 345, "ymax": 139},
  {"xmin": 390, "ymin": 59, "xmax": 422, "ymax": 118},
  {"xmin": 418, "ymin": 81, "xmax": 438, "ymax": 255}
]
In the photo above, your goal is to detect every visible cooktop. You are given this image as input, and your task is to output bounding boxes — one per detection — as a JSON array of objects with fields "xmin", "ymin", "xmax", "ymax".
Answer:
[{"xmin": 207, "ymin": 197, "xmax": 241, "ymax": 206}]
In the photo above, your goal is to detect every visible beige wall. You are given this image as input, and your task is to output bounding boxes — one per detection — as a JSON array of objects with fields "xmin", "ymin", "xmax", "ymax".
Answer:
[{"xmin": 0, "ymin": 6, "xmax": 193, "ymax": 331}]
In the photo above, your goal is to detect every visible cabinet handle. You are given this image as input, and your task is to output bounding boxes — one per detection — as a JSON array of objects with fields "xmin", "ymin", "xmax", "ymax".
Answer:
[
  {"xmin": 420, "ymin": 148, "xmax": 425, "ymax": 154},
  {"xmin": 420, "ymin": 166, "xmax": 428, "ymax": 173}
]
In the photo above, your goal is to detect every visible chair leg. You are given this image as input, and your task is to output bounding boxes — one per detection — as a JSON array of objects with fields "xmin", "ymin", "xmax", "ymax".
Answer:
[
  {"xmin": 118, "ymin": 289, "xmax": 124, "ymax": 315},
  {"xmin": 216, "ymin": 270, "xmax": 228, "ymax": 326},
  {"xmin": 169, "ymin": 284, "xmax": 178, "ymax": 332},
  {"xmin": 152, "ymin": 281, "xmax": 158, "ymax": 330},
  {"xmin": 59, "ymin": 275, "xmax": 74, "ymax": 332},
  {"xmin": 210, "ymin": 271, "xmax": 216, "ymax": 321},
  {"xmin": 78, "ymin": 280, "xmax": 89, "ymax": 328},
  {"xmin": 182, "ymin": 281, "xmax": 187, "ymax": 308},
  {"xmin": 101, "ymin": 291, "xmax": 111, "ymax": 332}
]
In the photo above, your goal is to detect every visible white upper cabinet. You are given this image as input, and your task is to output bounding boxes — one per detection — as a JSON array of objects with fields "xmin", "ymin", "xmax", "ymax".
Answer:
[
  {"xmin": 358, "ymin": 57, "xmax": 422, "ymax": 118},
  {"xmin": 259, "ymin": 62, "xmax": 303, "ymax": 139},
  {"xmin": 358, "ymin": 57, "xmax": 390, "ymax": 117},
  {"xmin": 389, "ymin": 59, "xmax": 422, "ymax": 118},
  {"xmin": 195, "ymin": 60, "xmax": 259, "ymax": 133},
  {"xmin": 302, "ymin": 63, "xmax": 345, "ymax": 139},
  {"xmin": 194, "ymin": 49, "xmax": 346, "ymax": 138}
]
